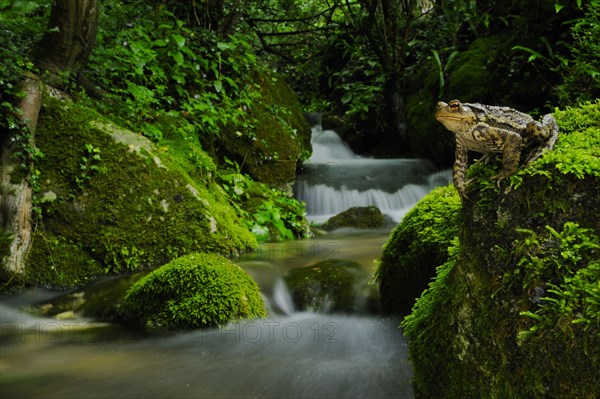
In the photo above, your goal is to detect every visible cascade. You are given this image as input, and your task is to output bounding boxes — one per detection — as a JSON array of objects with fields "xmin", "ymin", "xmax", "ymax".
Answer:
[{"xmin": 296, "ymin": 125, "xmax": 451, "ymax": 223}]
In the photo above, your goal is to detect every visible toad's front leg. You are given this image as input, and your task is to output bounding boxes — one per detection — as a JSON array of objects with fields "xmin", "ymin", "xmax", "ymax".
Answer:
[{"xmin": 453, "ymin": 140, "xmax": 469, "ymax": 200}]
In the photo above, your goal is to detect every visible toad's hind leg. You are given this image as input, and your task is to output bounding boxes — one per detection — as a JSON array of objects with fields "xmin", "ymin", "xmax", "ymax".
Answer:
[
  {"xmin": 491, "ymin": 133, "xmax": 522, "ymax": 185},
  {"xmin": 524, "ymin": 114, "xmax": 559, "ymax": 166}
]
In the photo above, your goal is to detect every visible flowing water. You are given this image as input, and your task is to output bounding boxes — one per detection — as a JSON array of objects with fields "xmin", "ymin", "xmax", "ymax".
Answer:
[
  {"xmin": 0, "ymin": 126, "xmax": 450, "ymax": 398},
  {"xmin": 1, "ymin": 231, "xmax": 413, "ymax": 399},
  {"xmin": 295, "ymin": 125, "xmax": 451, "ymax": 223}
]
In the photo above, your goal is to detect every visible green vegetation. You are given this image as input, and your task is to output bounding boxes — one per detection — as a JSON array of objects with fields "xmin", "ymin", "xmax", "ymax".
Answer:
[
  {"xmin": 218, "ymin": 168, "xmax": 311, "ymax": 242},
  {"xmin": 376, "ymin": 185, "xmax": 461, "ymax": 315},
  {"xmin": 121, "ymin": 253, "xmax": 267, "ymax": 330},
  {"xmin": 0, "ymin": 1, "xmax": 314, "ymax": 289},
  {"xmin": 395, "ymin": 102, "xmax": 600, "ymax": 398}
]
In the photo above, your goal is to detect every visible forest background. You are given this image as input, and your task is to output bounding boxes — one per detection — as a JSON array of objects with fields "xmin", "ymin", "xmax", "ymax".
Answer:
[
  {"xmin": 2, "ymin": 0, "xmax": 598, "ymax": 160},
  {"xmin": 0, "ymin": 0, "xmax": 598, "ymax": 285}
]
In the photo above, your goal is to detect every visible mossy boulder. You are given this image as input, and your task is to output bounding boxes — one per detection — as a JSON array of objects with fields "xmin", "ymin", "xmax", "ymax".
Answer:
[
  {"xmin": 397, "ymin": 101, "xmax": 600, "ymax": 398},
  {"xmin": 209, "ymin": 70, "xmax": 312, "ymax": 188},
  {"xmin": 375, "ymin": 185, "xmax": 460, "ymax": 315},
  {"xmin": 323, "ymin": 206, "xmax": 388, "ymax": 230},
  {"xmin": 28, "ymin": 272, "xmax": 146, "ymax": 321},
  {"xmin": 121, "ymin": 253, "xmax": 267, "ymax": 330},
  {"xmin": 4, "ymin": 98, "xmax": 257, "ymax": 289},
  {"xmin": 285, "ymin": 259, "xmax": 366, "ymax": 313}
]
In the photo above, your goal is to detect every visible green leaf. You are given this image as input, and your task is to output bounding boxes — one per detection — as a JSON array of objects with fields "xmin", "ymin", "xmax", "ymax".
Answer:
[
  {"xmin": 217, "ymin": 42, "xmax": 230, "ymax": 51},
  {"xmin": 151, "ymin": 39, "xmax": 168, "ymax": 47},
  {"xmin": 171, "ymin": 34, "xmax": 186, "ymax": 48},
  {"xmin": 169, "ymin": 50, "xmax": 184, "ymax": 65},
  {"xmin": 341, "ymin": 92, "xmax": 352, "ymax": 104}
]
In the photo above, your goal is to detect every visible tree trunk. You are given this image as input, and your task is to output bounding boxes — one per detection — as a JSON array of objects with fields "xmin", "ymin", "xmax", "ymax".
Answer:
[
  {"xmin": 35, "ymin": 0, "xmax": 99, "ymax": 81},
  {"xmin": 1, "ymin": 0, "xmax": 98, "ymax": 277},
  {"xmin": 383, "ymin": 70, "xmax": 408, "ymax": 146},
  {"xmin": 0, "ymin": 73, "xmax": 43, "ymax": 276}
]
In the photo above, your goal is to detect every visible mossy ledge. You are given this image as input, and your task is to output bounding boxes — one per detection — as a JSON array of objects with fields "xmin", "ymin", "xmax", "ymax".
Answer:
[
  {"xmin": 376, "ymin": 185, "xmax": 461, "ymax": 316},
  {"xmin": 1, "ymin": 98, "xmax": 258, "ymax": 289},
  {"xmin": 121, "ymin": 253, "xmax": 267, "ymax": 330},
  {"xmin": 380, "ymin": 101, "xmax": 600, "ymax": 397}
]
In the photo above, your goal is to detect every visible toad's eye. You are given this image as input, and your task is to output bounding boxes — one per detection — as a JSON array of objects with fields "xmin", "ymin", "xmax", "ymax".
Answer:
[{"xmin": 449, "ymin": 100, "xmax": 460, "ymax": 111}]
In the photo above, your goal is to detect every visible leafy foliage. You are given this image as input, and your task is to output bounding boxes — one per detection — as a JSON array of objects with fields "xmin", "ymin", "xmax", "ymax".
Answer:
[
  {"xmin": 218, "ymin": 167, "xmax": 310, "ymax": 242},
  {"xmin": 90, "ymin": 7, "xmax": 259, "ymax": 141},
  {"xmin": 122, "ymin": 252, "xmax": 267, "ymax": 329},
  {"xmin": 513, "ymin": 223, "xmax": 599, "ymax": 342}
]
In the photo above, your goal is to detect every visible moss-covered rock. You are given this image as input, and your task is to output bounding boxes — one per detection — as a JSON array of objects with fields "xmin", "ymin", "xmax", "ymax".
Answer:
[
  {"xmin": 398, "ymin": 101, "xmax": 600, "ymax": 398},
  {"xmin": 29, "ymin": 272, "xmax": 146, "ymax": 321},
  {"xmin": 208, "ymin": 70, "xmax": 312, "ymax": 188},
  {"xmin": 285, "ymin": 259, "xmax": 366, "ymax": 313},
  {"xmin": 3, "ymin": 98, "xmax": 257, "ymax": 289},
  {"xmin": 121, "ymin": 253, "xmax": 267, "ymax": 330},
  {"xmin": 323, "ymin": 206, "xmax": 388, "ymax": 230},
  {"xmin": 376, "ymin": 185, "xmax": 461, "ymax": 315}
]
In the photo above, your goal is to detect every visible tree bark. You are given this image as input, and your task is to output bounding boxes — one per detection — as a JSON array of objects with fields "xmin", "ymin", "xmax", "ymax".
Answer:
[
  {"xmin": 1, "ymin": 0, "xmax": 98, "ymax": 277},
  {"xmin": 0, "ymin": 73, "xmax": 44, "ymax": 276},
  {"xmin": 35, "ymin": 0, "xmax": 99, "ymax": 80}
]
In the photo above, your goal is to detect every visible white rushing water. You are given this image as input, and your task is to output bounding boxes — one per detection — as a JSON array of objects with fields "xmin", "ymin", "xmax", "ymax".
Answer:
[{"xmin": 296, "ymin": 126, "xmax": 451, "ymax": 223}]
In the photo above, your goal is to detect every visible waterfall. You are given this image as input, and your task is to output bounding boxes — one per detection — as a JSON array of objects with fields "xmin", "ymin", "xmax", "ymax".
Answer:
[{"xmin": 296, "ymin": 125, "xmax": 452, "ymax": 223}]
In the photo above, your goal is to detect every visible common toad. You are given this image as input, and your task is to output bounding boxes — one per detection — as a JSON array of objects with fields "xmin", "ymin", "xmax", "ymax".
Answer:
[{"xmin": 435, "ymin": 100, "xmax": 559, "ymax": 200}]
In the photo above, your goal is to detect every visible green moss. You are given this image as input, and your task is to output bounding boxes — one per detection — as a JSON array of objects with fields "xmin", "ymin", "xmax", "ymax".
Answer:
[
  {"xmin": 14, "ymin": 98, "xmax": 257, "ymax": 289},
  {"xmin": 376, "ymin": 185, "xmax": 461, "ymax": 315},
  {"xmin": 121, "ymin": 253, "xmax": 267, "ymax": 329},
  {"xmin": 285, "ymin": 259, "xmax": 365, "ymax": 313},
  {"xmin": 209, "ymin": 69, "xmax": 312, "ymax": 187},
  {"xmin": 322, "ymin": 206, "xmax": 387, "ymax": 230},
  {"xmin": 446, "ymin": 37, "xmax": 503, "ymax": 100},
  {"xmin": 397, "ymin": 102, "xmax": 600, "ymax": 398}
]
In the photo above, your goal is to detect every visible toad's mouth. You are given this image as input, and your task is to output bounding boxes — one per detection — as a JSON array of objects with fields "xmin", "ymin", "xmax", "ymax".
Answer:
[{"xmin": 435, "ymin": 114, "xmax": 465, "ymax": 121}]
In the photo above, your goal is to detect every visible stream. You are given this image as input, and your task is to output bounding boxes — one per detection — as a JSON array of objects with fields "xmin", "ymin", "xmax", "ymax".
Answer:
[{"xmin": 0, "ymin": 126, "xmax": 450, "ymax": 398}]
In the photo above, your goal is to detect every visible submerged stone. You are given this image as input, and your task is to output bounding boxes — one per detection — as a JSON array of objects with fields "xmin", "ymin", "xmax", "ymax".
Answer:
[
  {"xmin": 285, "ymin": 259, "xmax": 367, "ymax": 313},
  {"xmin": 323, "ymin": 206, "xmax": 389, "ymax": 230}
]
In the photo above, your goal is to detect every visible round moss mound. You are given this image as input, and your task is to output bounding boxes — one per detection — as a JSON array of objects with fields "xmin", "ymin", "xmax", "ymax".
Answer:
[
  {"xmin": 376, "ymin": 184, "xmax": 461, "ymax": 315},
  {"xmin": 285, "ymin": 259, "xmax": 364, "ymax": 313},
  {"xmin": 121, "ymin": 253, "xmax": 267, "ymax": 329}
]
